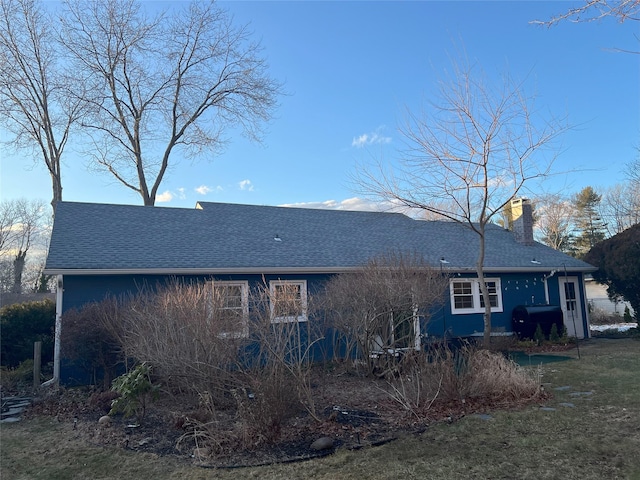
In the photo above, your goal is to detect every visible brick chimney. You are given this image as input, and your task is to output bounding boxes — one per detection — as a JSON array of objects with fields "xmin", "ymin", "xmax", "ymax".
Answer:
[{"xmin": 510, "ymin": 198, "xmax": 534, "ymax": 246}]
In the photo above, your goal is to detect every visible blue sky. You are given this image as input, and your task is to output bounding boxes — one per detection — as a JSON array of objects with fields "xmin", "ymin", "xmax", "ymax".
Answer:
[{"xmin": 1, "ymin": 1, "xmax": 638, "ymax": 211}]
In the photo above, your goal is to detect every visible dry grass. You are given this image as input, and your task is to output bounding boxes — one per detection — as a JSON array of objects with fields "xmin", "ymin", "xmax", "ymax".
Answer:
[{"xmin": 382, "ymin": 344, "xmax": 542, "ymax": 418}]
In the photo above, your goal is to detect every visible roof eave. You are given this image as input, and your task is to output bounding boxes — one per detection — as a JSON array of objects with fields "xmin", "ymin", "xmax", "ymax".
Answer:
[
  {"xmin": 44, "ymin": 264, "xmax": 597, "ymax": 276},
  {"xmin": 43, "ymin": 266, "xmax": 360, "ymax": 276}
]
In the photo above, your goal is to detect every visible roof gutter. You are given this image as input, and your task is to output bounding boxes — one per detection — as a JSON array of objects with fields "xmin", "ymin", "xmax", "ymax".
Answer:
[{"xmin": 44, "ymin": 264, "xmax": 597, "ymax": 276}]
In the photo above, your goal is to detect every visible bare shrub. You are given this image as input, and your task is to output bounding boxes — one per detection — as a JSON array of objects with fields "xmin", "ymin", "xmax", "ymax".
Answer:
[
  {"xmin": 175, "ymin": 393, "xmax": 238, "ymax": 457},
  {"xmin": 235, "ymin": 282, "xmax": 324, "ymax": 444},
  {"xmin": 118, "ymin": 279, "xmax": 323, "ymax": 449},
  {"xmin": 61, "ymin": 297, "xmax": 125, "ymax": 388},
  {"xmin": 118, "ymin": 280, "xmax": 246, "ymax": 404},
  {"xmin": 322, "ymin": 252, "xmax": 448, "ymax": 376},
  {"xmin": 384, "ymin": 342, "xmax": 541, "ymax": 417},
  {"xmin": 460, "ymin": 348, "xmax": 541, "ymax": 401},
  {"xmin": 588, "ymin": 305, "xmax": 623, "ymax": 325}
]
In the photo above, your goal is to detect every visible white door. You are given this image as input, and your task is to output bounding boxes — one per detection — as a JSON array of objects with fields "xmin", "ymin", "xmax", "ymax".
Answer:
[{"xmin": 559, "ymin": 276, "xmax": 585, "ymax": 339}]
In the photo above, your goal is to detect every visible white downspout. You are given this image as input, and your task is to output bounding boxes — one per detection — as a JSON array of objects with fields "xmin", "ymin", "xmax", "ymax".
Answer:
[
  {"xmin": 543, "ymin": 270, "xmax": 557, "ymax": 304},
  {"xmin": 42, "ymin": 274, "xmax": 62, "ymax": 387}
]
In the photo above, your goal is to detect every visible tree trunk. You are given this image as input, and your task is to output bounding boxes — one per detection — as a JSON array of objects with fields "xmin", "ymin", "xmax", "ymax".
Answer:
[
  {"xmin": 50, "ymin": 171, "xmax": 63, "ymax": 212},
  {"xmin": 12, "ymin": 250, "xmax": 26, "ymax": 294},
  {"xmin": 476, "ymin": 231, "xmax": 492, "ymax": 349}
]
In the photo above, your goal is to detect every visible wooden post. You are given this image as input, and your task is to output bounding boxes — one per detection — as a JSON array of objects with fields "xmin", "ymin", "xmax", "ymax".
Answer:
[{"xmin": 33, "ymin": 341, "xmax": 42, "ymax": 390}]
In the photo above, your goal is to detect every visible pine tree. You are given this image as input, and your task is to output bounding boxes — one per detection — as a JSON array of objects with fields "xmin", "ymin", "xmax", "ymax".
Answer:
[{"xmin": 572, "ymin": 186, "xmax": 607, "ymax": 257}]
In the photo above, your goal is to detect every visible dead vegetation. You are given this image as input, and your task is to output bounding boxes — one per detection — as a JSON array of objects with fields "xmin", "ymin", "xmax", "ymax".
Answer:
[
  {"xmin": 37, "ymin": 262, "xmax": 547, "ymax": 466},
  {"xmin": 23, "ymin": 340, "xmax": 546, "ymax": 467}
]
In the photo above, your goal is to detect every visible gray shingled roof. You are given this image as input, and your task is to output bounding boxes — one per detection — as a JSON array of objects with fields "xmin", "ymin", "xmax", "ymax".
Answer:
[{"xmin": 44, "ymin": 201, "xmax": 596, "ymax": 274}]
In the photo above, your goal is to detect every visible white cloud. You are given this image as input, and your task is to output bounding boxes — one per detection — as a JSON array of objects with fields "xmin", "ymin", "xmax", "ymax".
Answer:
[
  {"xmin": 279, "ymin": 197, "xmax": 393, "ymax": 212},
  {"xmin": 195, "ymin": 185, "xmax": 212, "ymax": 195},
  {"xmin": 351, "ymin": 127, "xmax": 392, "ymax": 148},
  {"xmin": 156, "ymin": 190, "xmax": 173, "ymax": 203},
  {"xmin": 238, "ymin": 179, "xmax": 254, "ymax": 191},
  {"xmin": 177, "ymin": 187, "xmax": 186, "ymax": 200}
]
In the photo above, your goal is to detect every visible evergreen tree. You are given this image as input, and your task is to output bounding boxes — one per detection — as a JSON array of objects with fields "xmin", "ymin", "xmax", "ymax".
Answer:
[
  {"xmin": 585, "ymin": 224, "xmax": 640, "ymax": 321},
  {"xmin": 572, "ymin": 186, "xmax": 607, "ymax": 257}
]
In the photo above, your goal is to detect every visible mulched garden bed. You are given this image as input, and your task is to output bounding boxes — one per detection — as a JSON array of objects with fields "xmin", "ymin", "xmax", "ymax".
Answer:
[{"xmin": 19, "ymin": 364, "xmax": 550, "ymax": 469}]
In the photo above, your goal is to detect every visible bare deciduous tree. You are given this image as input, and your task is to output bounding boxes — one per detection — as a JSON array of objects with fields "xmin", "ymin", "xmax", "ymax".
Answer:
[
  {"xmin": 531, "ymin": 0, "xmax": 639, "ymax": 54},
  {"xmin": 532, "ymin": 0, "xmax": 639, "ymax": 25},
  {"xmin": 0, "ymin": 198, "xmax": 48, "ymax": 293},
  {"xmin": 58, "ymin": 0, "xmax": 282, "ymax": 206},
  {"xmin": 535, "ymin": 194, "xmax": 575, "ymax": 252},
  {"xmin": 0, "ymin": 201, "xmax": 18, "ymax": 253},
  {"xmin": 599, "ymin": 183, "xmax": 640, "ymax": 235},
  {"xmin": 0, "ymin": 0, "xmax": 81, "ymax": 210},
  {"xmin": 625, "ymin": 153, "xmax": 640, "ymax": 189},
  {"xmin": 360, "ymin": 61, "xmax": 566, "ymax": 348}
]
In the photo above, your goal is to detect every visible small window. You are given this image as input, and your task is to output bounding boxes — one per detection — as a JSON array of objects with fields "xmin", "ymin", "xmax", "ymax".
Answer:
[
  {"xmin": 479, "ymin": 281, "xmax": 499, "ymax": 308},
  {"xmin": 270, "ymin": 280, "xmax": 307, "ymax": 323},
  {"xmin": 450, "ymin": 278, "xmax": 503, "ymax": 315},
  {"xmin": 452, "ymin": 281, "xmax": 474, "ymax": 309},
  {"xmin": 206, "ymin": 281, "xmax": 249, "ymax": 338}
]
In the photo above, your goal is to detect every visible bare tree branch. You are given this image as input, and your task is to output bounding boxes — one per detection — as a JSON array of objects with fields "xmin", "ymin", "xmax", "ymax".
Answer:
[
  {"xmin": 0, "ymin": 198, "xmax": 48, "ymax": 293},
  {"xmin": 534, "ymin": 194, "xmax": 575, "ymax": 252},
  {"xmin": 531, "ymin": 0, "xmax": 640, "ymax": 26},
  {"xmin": 531, "ymin": 0, "xmax": 640, "ymax": 54},
  {"xmin": 0, "ymin": 0, "xmax": 82, "ymax": 210},
  {"xmin": 358, "ymin": 61, "xmax": 567, "ymax": 347},
  {"xmin": 59, "ymin": 0, "xmax": 283, "ymax": 205}
]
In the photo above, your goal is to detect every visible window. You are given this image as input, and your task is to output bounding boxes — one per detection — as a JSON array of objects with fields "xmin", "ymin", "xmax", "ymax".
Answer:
[
  {"xmin": 206, "ymin": 281, "xmax": 249, "ymax": 338},
  {"xmin": 370, "ymin": 306, "xmax": 420, "ymax": 355},
  {"xmin": 450, "ymin": 278, "xmax": 503, "ymax": 315},
  {"xmin": 270, "ymin": 280, "xmax": 307, "ymax": 323},
  {"xmin": 479, "ymin": 280, "xmax": 500, "ymax": 308},
  {"xmin": 564, "ymin": 282, "xmax": 577, "ymax": 312}
]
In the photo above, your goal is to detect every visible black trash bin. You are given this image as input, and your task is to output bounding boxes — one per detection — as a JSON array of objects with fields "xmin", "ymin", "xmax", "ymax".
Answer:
[{"xmin": 512, "ymin": 305, "xmax": 564, "ymax": 340}]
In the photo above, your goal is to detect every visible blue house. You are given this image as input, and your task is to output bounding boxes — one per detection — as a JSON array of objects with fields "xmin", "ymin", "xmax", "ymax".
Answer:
[{"xmin": 44, "ymin": 199, "xmax": 596, "ymax": 384}]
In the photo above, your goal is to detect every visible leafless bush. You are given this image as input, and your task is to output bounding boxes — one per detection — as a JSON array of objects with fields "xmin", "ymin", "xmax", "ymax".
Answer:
[
  {"xmin": 236, "ymin": 282, "xmax": 325, "ymax": 442},
  {"xmin": 588, "ymin": 305, "xmax": 623, "ymax": 325},
  {"xmin": 61, "ymin": 297, "xmax": 125, "ymax": 388},
  {"xmin": 322, "ymin": 252, "xmax": 448, "ymax": 376},
  {"xmin": 460, "ymin": 348, "xmax": 541, "ymax": 401},
  {"xmin": 175, "ymin": 392, "xmax": 239, "ymax": 457},
  {"xmin": 383, "ymin": 343, "xmax": 541, "ymax": 418},
  {"xmin": 117, "ymin": 279, "xmax": 324, "ymax": 449},
  {"xmin": 119, "ymin": 280, "xmax": 246, "ymax": 405}
]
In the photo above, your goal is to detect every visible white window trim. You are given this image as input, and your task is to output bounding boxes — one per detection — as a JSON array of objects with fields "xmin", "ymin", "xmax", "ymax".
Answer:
[
  {"xmin": 206, "ymin": 280, "xmax": 249, "ymax": 338},
  {"xmin": 450, "ymin": 278, "xmax": 503, "ymax": 315},
  {"xmin": 370, "ymin": 305, "xmax": 421, "ymax": 357},
  {"xmin": 270, "ymin": 280, "xmax": 308, "ymax": 323}
]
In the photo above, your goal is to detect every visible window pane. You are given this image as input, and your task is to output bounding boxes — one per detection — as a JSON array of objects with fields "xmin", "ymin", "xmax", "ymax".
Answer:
[
  {"xmin": 392, "ymin": 309, "xmax": 415, "ymax": 349},
  {"xmin": 564, "ymin": 283, "xmax": 576, "ymax": 300},
  {"xmin": 454, "ymin": 295, "xmax": 474, "ymax": 309},
  {"xmin": 273, "ymin": 283, "xmax": 303, "ymax": 318},
  {"xmin": 479, "ymin": 294, "xmax": 498, "ymax": 308},
  {"xmin": 453, "ymin": 281, "xmax": 474, "ymax": 309},
  {"xmin": 208, "ymin": 283, "xmax": 246, "ymax": 336},
  {"xmin": 453, "ymin": 282, "xmax": 472, "ymax": 295},
  {"xmin": 221, "ymin": 285, "xmax": 242, "ymax": 309},
  {"xmin": 564, "ymin": 283, "xmax": 577, "ymax": 311}
]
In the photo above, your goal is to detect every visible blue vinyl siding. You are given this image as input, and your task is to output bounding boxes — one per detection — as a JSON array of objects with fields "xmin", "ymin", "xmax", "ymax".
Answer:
[
  {"xmin": 425, "ymin": 272, "xmax": 588, "ymax": 339},
  {"xmin": 59, "ymin": 270, "xmax": 588, "ymax": 384},
  {"xmin": 62, "ymin": 270, "xmax": 588, "ymax": 340}
]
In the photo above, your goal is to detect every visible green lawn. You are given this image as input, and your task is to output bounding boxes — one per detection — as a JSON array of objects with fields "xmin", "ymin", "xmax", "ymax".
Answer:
[{"xmin": 2, "ymin": 338, "xmax": 639, "ymax": 480}]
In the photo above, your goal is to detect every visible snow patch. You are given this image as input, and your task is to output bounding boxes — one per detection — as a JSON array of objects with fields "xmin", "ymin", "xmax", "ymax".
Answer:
[{"xmin": 590, "ymin": 323, "xmax": 638, "ymax": 332}]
